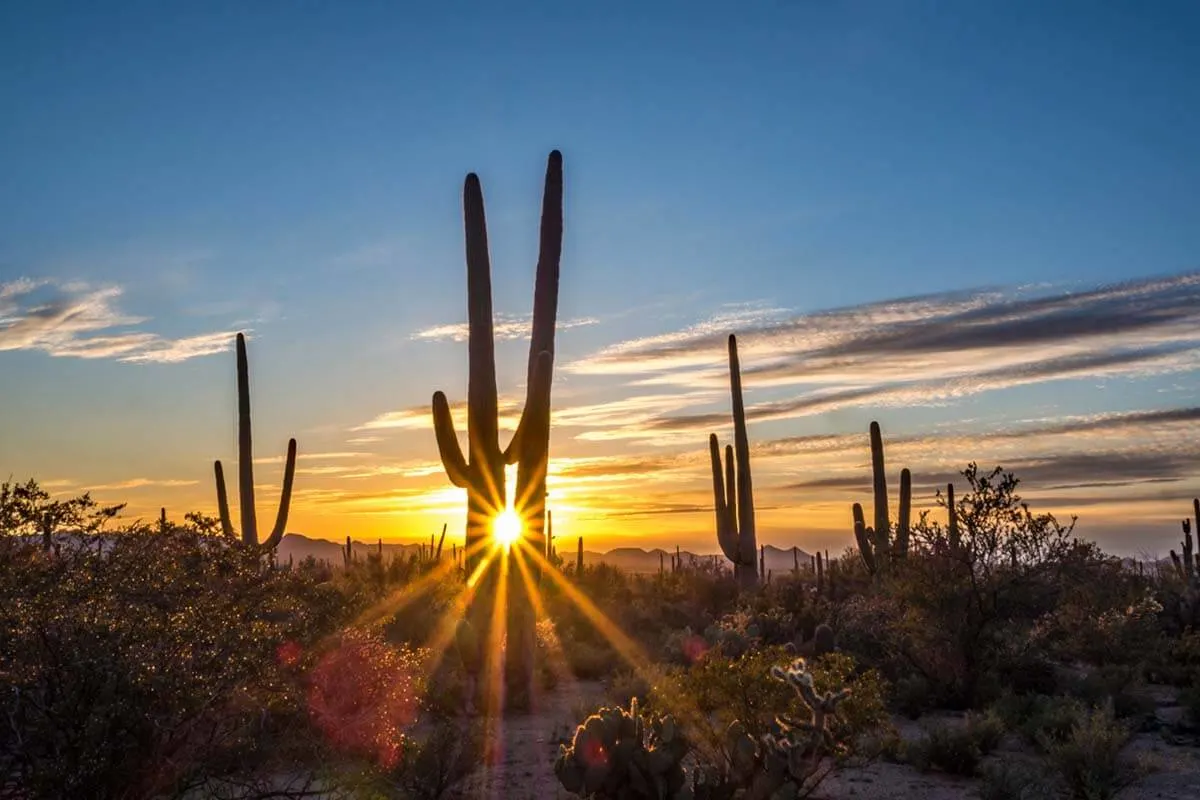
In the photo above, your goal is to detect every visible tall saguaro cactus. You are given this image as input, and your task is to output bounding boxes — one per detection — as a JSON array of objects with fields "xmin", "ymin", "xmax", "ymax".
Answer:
[
  {"xmin": 432, "ymin": 151, "xmax": 562, "ymax": 575},
  {"xmin": 1171, "ymin": 499, "xmax": 1200, "ymax": 586},
  {"xmin": 430, "ymin": 150, "xmax": 563, "ymax": 712},
  {"xmin": 710, "ymin": 334, "xmax": 758, "ymax": 588},
  {"xmin": 851, "ymin": 421, "xmax": 910, "ymax": 577},
  {"xmin": 213, "ymin": 333, "xmax": 297, "ymax": 553}
]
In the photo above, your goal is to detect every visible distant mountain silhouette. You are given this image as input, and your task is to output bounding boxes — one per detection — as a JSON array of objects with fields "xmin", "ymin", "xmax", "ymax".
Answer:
[
  {"xmin": 569, "ymin": 543, "xmax": 816, "ymax": 575},
  {"xmin": 277, "ymin": 533, "xmax": 429, "ymax": 565},
  {"xmin": 276, "ymin": 535, "xmax": 815, "ymax": 574}
]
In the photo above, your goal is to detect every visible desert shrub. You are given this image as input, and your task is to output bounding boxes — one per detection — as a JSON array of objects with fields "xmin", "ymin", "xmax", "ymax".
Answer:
[
  {"xmin": 646, "ymin": 646, "xmax": 889, "ymax": 794},
  {"xmin": 978, "ymin": 760, "xmax": 1054, "ymax": 800},
  {"xmin": 1021, "ymin": 696, "xmax": 1089, "ymax": 752},
  {"xmin": 1041, "ymin": 704, "xmax": 1139, "ymax": 800},
  {"xmin": 377, "ymin": 719, "xmax": 485, "ymax": 799},
  {"xmin": 1030, "ymin": 571, "xmax": 1161, "ymax": 669},
  {"xmin": 892, "ymin": 465, "xmax": 1117, "ymax": 708},
  {"xmin": 607, "ymin": 668, "xmax": 653, "ymax": 706},
  {"xmin": 906, "ymin": 711, "xmax": 1002, "ymax": 777},
  {"xmin": 906, "ymin": 721, "xmax": 984, "ymax": 775},
  {"xmin": 0, "ymin": 524, "xmax": 347, "ymax": 798},
  {"xmin": 1145, "ymin": 629, "xmax": 1200, "ymax": 687},
  {"xmin": 967, "ymin": 709, "xmax": 1008, "ymax": 754},
  {"xmin": 893, "ymin": 673, "xmax": 935, "ymax": 718}
]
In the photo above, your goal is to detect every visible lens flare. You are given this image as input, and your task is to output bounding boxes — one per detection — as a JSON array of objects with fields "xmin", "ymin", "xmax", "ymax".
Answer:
[{"xmin": 492, "ymin": 508, "xmax": 523, "ymax": 548}]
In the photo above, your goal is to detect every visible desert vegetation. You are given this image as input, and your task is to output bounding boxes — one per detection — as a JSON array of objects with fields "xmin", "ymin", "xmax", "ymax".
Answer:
[{"xmin": 3, "ymin": 151, "xmax": 1200, "ymax": 800}]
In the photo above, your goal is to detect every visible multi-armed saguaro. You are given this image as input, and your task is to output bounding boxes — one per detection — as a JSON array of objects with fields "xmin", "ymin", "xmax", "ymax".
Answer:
[
  {"xmin": 1170, "ymin": 499, "xmax": 1200, "ymax": 587},
  {"xmin": 710, "ymin": 334, "xmax": 758, "ymax": 588},
  {"xmin": 431, "ymin": 150, "xmax": 562, "ymax": 576},
  {"xmin": 851, "ymin": 421, "xmax": 909, "ymax": 577},
  {"xmin": 213, "ymin": 332, "xmax": 297, "ymax": 553},
  {"xmin": 431, "ymin": 150, "xmax": 563, "ymax": 711}
]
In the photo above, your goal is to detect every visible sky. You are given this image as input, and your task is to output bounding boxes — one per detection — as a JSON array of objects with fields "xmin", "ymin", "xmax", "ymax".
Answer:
[{"xmin": 2, "ymin": 1, "xmax": 1199, "ymax": 558}]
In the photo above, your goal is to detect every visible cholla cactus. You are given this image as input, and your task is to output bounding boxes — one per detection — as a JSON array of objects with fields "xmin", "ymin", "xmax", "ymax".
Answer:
[
  {"xmin": 554, "ymin": 698, "xmax": 691, "ymax": 799},
  {"xmin": 723, "ymin": 658, "xmax": 851, "ymax": 798}
]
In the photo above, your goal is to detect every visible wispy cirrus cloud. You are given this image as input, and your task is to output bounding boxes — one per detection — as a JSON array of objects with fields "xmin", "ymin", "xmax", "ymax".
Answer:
[
  {"xmin": 412, "ymin": 312, "xmax": 600, "ymax": 343},
  {"xmin": 353, "ymin": 398, "xmax": 523, "ymax": 432},
  {"xmin": 0, "ymin": 278, "xmax": 237, "ymax": 364},
  {"xmin": 84, "ymin": 477, "xmax": 199, "ymax": 492},
  {"xmin": 560, "ymin": 272, "xmax": 1200, "ymax": 441}
]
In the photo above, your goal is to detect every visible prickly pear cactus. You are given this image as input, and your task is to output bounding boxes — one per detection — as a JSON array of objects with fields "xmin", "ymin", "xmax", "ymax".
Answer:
[{"xmin": 554, "ymin": 697, "xmax": 692, "ymax": 799}]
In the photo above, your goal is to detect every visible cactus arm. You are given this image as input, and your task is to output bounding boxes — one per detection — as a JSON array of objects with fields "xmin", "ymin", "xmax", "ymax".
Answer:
[
  {"xmin": 261, "ymin": 438, "xmax": 297, "ymax": 551},
  {"xmin": 505, "ymin": 152, "xmax": 562, "ymax": 461},
  {"xmin": 432, "ymin": 392, "xmax": 471, "ymax": 488},
  {"xmin": 527, "ymin": 150, "xmax": 562, "ymax": 388},
  {"xmin": 896, "ymin": 468, "xmax": 911, "ymax": 556},
  {"xmin": 235, "ymin": 333, "xmax": 259, "ymax": 546},
  {"xmin": 728, "ymin": 335, "xmax": 757, "ymax": 569},
  {"xmin": 462, "ymin": 173, "xmax": 501, "ymax": 458},
  {"xmin": 710, "ymin": 435, "xmax": 736, "ymax": 562},
  {"xmin": 852, "ymin": 502, "xmax": 875, "ymax": 573},
  {"xmin": 214, "ymin": 460, "xmax": 235, "ymax": 539}
]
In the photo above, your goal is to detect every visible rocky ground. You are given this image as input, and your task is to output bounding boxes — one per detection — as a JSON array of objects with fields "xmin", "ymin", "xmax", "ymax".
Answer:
[{"xmin": 449, "ymin": 680, "xmax": 1200, "ymax": 800}]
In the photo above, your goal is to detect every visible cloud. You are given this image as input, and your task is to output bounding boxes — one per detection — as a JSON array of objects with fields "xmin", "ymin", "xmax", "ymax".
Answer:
[
  {"xmin": 0, "ymin": 278, "xmax": 238, "ymax": 364},
  {"xmin": 560, "ymin": 271, "xmax": 1200, "ymax": 442},
  {"xmin": 413, "ymin": 313, "xmax": 600, "ymax": 343},
  {"xmin": 83, "ymin": 478, "xmax": 199, "ymax": 492},
  {"xmin": 353, "ymin": 398, "xmax": 523, "ymax": 433}
]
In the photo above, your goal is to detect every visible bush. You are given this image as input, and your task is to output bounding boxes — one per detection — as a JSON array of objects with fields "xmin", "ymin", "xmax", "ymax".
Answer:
[
  {"xmin": 0, "ymin": 527, "xmax": 347, "ymax": 797},
  {"xmin": 646, "ymin": 647, "xmax": 889, "ymax": 796},
  {"xmin": 1020, "ymin": 696, "xmax": 1089, "ymax": 752},
  {"xmin": 1042, "ymin": 704, "xmax": 1139, "ymax": 800},
  {"xmin": 906, "ymin": 721, "xmax": 984, "ymax": 776},
  {"xmin": 378, "ymin": 719, "xmax": 485, "ymax": 799},
  {"xmin": 967, "ymin": 709, "xmax": 1007, "ymax": 754},
  {"xmin": 978, "ymin": 760, "xmax": 1054, "ymax": 800}
]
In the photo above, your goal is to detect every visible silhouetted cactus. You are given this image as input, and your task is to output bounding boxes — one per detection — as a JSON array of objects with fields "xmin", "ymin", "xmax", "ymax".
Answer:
[
  {"xmin": 431, "ymin": 151, "xmax": 562, "ymax": 577},
  {"xmin": 554, "ymin": 698, "xmax": 690, "ymax": 799},
  {"xmin": 1170, "ymin": 499, "xmax": 1200, "ymax": 586},
  {"xmin": 430, "ymin": 151, "xmax": 563, "ymax": 711},
  {"xmin": 577, "ymin": 535, "xmax": 584, "ymax": 575},
  {"xmin": 710, "ymin": 334, "xmax": 758, "ymax": 588},
  {"xmin": 435, "ymin": 523, "xmax": 447, "ymax": 562},
  {"xmin": 947, "ymin": 482, "xmax": 961, "ymax": 554},
  {"xmin": 851, "ymin": 421, "xmax": 910, "ymax": 577},
  {"xmin": 213, "ymin": 333, "xmax": 297, "ymax": 553}
]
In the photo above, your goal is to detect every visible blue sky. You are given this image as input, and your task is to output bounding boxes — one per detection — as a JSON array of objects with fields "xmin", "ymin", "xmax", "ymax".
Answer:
[{"xmin": 2, "ymin": 1, "xmax": 1199, "ymax": 556}]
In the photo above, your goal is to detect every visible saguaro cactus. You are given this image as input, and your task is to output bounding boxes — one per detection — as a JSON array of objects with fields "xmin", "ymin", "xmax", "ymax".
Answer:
[
  {"xmin": 1170, "ymin": 499, "xmax": 1200, "ymax": 585},
  {"xmin": 431, "ymin": 151, "xmax": 563, "ymax": 713},
  {"xmin": 710, "ymin": 334, "xmax": 759, "ymax": 588},
  {"xmin": 213, "ymin": 332, "xmax": 297, "ymax": 553},
  {"xmin": 431, "ymin": 151, "xmax": 561, "ymax": 574},
  {"xmin": 851, "ymin": 421, "xmax": 910, "ymax": 577}
]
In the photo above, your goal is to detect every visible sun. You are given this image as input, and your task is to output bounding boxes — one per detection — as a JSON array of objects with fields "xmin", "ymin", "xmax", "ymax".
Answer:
[{"xmin": 492, "ymin": 508, "xmax": 523, "ymax": 549}]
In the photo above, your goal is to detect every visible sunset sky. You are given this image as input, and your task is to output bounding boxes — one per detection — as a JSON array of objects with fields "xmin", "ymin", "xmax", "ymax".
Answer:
[{"xmin": 2, "ymin": 2, "xmax": 1199, "ymax": 558}]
